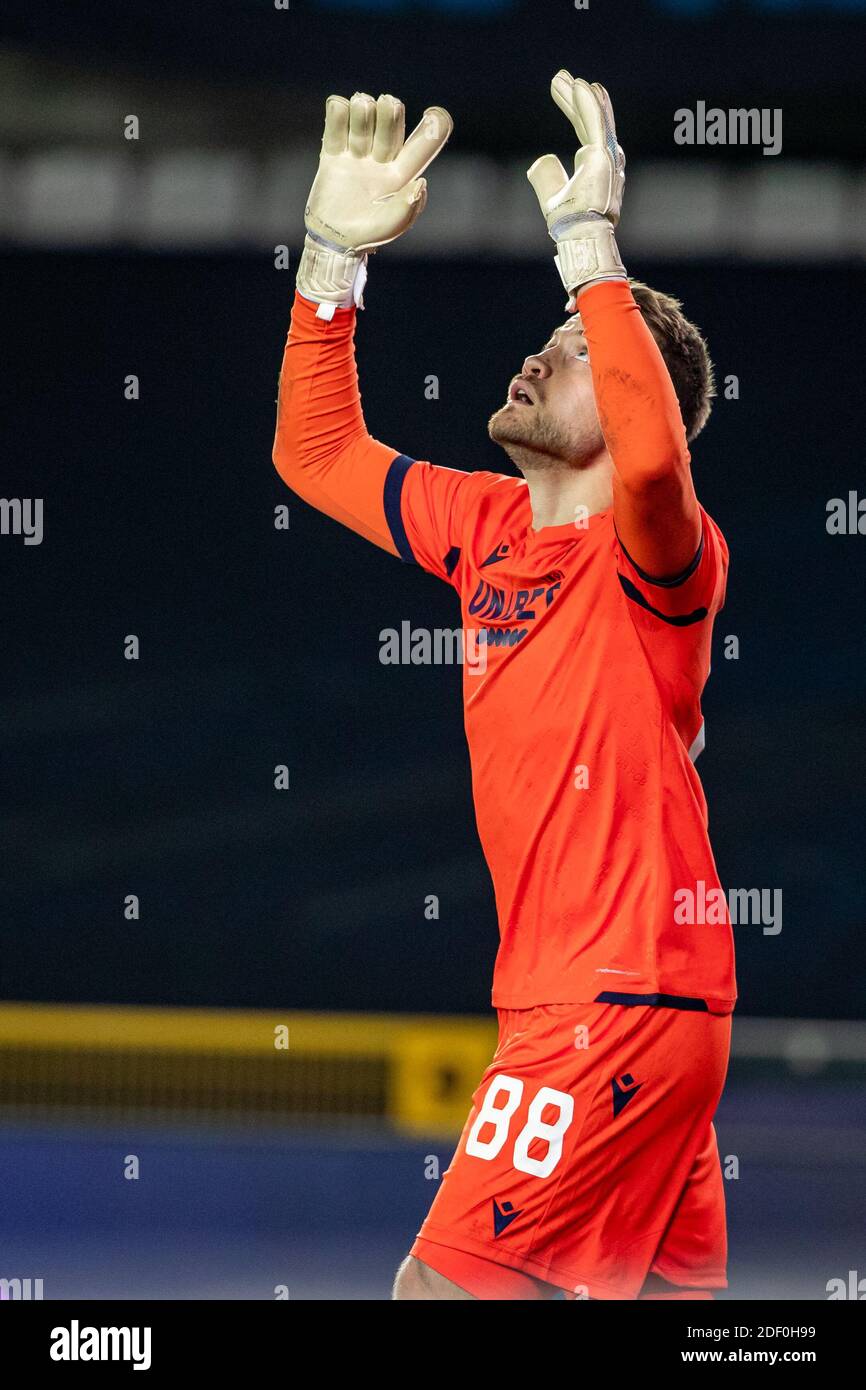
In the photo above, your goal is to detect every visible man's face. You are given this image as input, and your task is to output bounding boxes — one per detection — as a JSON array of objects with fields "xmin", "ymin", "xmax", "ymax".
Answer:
[{"xmin": 488, "ymin": 314, "xmax": 605, "ymax": 467}]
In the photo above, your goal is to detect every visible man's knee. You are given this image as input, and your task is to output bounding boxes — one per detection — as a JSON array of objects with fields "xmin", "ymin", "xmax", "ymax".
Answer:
[{"xmin": 392, "ymin": 1254, "xmax": 474, "ymax": 1300}]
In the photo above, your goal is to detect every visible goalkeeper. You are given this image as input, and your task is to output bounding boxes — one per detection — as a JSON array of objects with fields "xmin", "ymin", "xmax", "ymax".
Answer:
[{"xmin": 273, "ymin": 77, "xmax": 735, "ymax": 1301}]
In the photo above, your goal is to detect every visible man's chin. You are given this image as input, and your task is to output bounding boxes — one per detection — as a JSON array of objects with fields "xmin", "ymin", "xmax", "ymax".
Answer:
[{"xmin": 488, "ymin": 404, "xmax": 534, "ymax": 446}]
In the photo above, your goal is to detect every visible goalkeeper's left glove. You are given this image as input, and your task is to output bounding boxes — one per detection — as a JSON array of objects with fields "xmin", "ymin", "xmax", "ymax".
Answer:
[
  {"xmin": 527, "ymin": 72, "xmax": 627, "ymax": 309},
  {"xmin": 297, "ymin": 91, "xmax": 453, "ymax": 318}
]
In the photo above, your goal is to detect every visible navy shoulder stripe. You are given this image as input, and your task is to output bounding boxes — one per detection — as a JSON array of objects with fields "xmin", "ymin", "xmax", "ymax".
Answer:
[
  {"xmin": 617, "ymin": 572, "xmax": 708, "ymax": 626},
  {"xmin": 383, "ymin": 454, "xmax": 416, "ymax": 564}
]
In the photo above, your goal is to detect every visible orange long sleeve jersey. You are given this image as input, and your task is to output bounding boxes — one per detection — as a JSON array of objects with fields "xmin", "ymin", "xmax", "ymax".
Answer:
[{"xmin": 273, "ymin": 282, "xmax": 735, "ymax": 1013}]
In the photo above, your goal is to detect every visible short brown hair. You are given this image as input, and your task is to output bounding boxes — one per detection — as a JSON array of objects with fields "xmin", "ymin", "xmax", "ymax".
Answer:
[{"xmin": 628, "ymin": 280, "xmax": 715, "ymax": 442}]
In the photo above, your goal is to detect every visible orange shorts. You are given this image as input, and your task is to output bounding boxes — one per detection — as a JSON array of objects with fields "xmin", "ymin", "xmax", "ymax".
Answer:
[{"xmin": 411, "ymin": 1001, "xmax": 731, "ymax": 1300}]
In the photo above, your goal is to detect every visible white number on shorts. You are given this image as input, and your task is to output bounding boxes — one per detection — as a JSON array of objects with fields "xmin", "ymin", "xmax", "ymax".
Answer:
[
  {"xmin": 465, "ymin": 1074, "xmax": 574, "ymax": 1179},
  {"xmin": 465, "ymin": 1075, "xmax": 523, "ymax": 1159},
  {"xmin": 513, "ymin": 1086, "xmax": 575, "ymax": 1178}
]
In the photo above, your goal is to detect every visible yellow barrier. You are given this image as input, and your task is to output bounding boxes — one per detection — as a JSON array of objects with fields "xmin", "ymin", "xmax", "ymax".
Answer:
[{"xmin": 0, "ymin": 1003, "xmax": 497, "ymax": 1136}]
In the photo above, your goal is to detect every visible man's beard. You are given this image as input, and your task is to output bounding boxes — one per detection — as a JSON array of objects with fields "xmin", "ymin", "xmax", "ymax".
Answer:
[{"xmin": 487, "ymin": 403, "xmax": 582, "ymax": 472}]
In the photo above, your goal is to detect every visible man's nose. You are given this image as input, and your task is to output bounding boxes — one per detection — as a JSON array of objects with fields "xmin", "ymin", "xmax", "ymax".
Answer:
[{"xmin": 521, "ymin": 352, "xmax": 550, "ymax": 379}]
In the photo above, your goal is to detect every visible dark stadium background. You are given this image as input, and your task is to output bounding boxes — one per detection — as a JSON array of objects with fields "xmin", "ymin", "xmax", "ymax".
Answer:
[{"xmin": 1, "ymin": 0, "xmax": 864, "ymax": 1302}]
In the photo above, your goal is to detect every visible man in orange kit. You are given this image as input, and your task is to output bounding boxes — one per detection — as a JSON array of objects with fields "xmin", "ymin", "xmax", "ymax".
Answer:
[{"xmin": 273, "ymin": 72, "xmax": 735, "ymax": 1301}]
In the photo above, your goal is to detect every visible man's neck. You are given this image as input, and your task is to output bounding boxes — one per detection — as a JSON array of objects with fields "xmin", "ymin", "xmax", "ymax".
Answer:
[{"xmin": 516, "ymin": 451, "xmax": 613, "ymax": 532}]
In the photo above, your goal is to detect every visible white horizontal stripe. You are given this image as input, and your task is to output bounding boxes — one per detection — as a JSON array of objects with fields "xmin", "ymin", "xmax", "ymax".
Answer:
[{"xmin": 1, "ymin": 149, "xmax": 859, "ymax": 257}]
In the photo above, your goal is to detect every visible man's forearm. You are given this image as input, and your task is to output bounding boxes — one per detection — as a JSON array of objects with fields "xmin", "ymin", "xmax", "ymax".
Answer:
[
  {"xmin": 273, "ymin": 295, "xmax": 366, "ymax": 482},
  {"xmin": 578, "ymin": 279, "xmax": 690, "ymax": 488},
  {"xmin": 579, "ymin": 279, "xmax": 701, "ymax": 577},
  {"xmin": 272, "ymin": 292, "xmax": 400, "ymax": 555}
]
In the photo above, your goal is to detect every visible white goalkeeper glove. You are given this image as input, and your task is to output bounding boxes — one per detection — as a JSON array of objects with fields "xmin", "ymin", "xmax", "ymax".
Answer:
[
  {"xmin": 527, "ymin": 72, "xmax": 627, "ymax": 308},
  {"xmin": 297, "ymin": 91, "xmax": 453, "ymax": 318}
]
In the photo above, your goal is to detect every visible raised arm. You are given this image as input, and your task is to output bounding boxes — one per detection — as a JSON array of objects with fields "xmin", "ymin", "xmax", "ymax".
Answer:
[
  {"xmin": 273, "ymin": 291, "xmax": 401, "ymax": 554},
  {"xmin": 578, "ymin": 278, "xmax": 702, "ymax": 579},
  {"xmin": 528, "ymin": 72, "xmax": 702, "ymax": 579}
]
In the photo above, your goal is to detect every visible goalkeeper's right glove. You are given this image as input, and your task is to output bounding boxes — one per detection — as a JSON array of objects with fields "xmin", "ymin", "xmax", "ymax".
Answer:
[{"xmin": 296, "ymin": 92, "xmax": 453, "ymax": 319}]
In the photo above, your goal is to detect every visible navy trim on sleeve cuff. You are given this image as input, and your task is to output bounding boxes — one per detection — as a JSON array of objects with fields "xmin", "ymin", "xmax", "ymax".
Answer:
[
  {"xmin": 383, "ymin": 454, "xmax": 417, "ymax": 564},
  {"xmin": 615, "ymin": 525, "xmax": 704, "ymax": 588}
]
